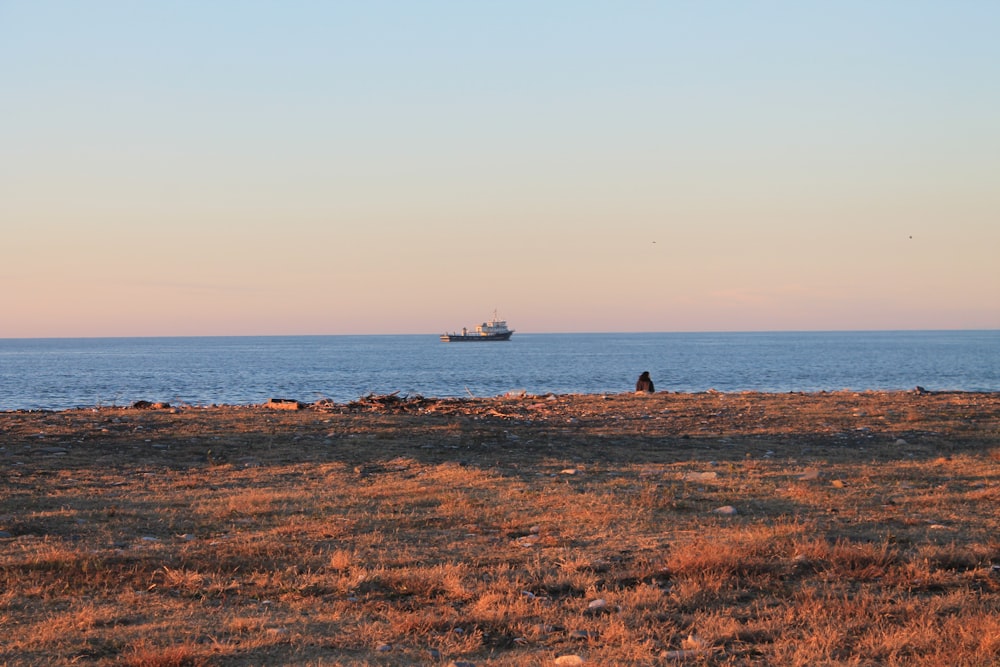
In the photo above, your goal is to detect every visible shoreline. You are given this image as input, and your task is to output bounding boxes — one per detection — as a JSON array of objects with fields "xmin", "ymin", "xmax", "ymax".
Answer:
[
  {"xmin": 4, "ymin": 390, "xmax": 997, "ymax": 468},
  {"xmin": 4, "ymin": 386, "xmax": 997, "ymax": 415}
]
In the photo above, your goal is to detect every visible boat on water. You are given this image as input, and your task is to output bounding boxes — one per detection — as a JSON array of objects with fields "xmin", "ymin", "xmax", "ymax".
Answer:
[{"xmin": 441, "ymin": 312, "xmax": 514, "ymax": 342}]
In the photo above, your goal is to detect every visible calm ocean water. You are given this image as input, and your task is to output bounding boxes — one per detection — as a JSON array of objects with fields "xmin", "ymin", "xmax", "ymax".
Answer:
[{"xmin": 0, "ymin": 331, "xmax": 997, "ymax": 411}]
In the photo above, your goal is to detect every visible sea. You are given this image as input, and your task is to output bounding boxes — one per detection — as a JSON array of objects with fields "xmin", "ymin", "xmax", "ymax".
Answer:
[{"xmin": 0, "ymin": 331, "xmax": 997, "ymax": 412}]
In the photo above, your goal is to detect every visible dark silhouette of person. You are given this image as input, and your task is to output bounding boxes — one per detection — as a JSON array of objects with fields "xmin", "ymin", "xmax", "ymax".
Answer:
[{"xmin": 635, "ymin": 371, "xmax": 654, "ymax": 393}]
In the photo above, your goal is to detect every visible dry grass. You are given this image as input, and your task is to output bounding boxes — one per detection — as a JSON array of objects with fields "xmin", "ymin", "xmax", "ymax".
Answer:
[{"xmin": 1, "ymin": 391, "xmax": 999, "ymax": 665}]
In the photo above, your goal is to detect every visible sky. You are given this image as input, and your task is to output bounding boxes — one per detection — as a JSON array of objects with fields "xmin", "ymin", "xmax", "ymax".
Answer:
[{"xmin": 2, "ymin": 1, "xmax": 998, "ymax": 337}]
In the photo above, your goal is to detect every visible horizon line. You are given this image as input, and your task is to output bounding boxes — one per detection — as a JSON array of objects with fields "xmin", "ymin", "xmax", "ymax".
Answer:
[{"xmin": 2, "ymin": 327, "xmax": 998, "ymax": 342}]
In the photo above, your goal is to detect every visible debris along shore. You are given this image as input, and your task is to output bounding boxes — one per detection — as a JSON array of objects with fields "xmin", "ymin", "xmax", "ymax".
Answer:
[
  {"xmin": 3, "ymin": 389, "xmax": 999, "ymax": 468},
  {"xmin": 2, "ymin": 390, "xmax": 999, "ymax": 666}
]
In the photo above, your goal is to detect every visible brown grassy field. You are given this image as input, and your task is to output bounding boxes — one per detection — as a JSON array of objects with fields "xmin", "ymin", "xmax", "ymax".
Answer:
[{"xmin": 2, "ymin": 391, "xmax": 999, "ymax": 666}]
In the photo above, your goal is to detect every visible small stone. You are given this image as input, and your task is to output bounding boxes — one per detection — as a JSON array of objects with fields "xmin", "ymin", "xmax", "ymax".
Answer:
[
  {"xmin": 375, "ymin": 643, "xmax": 392, "ymax": 652},
  {"xmin": 554, "ymin": 656, "xmax": 585, "ymax": 666},
  {"xmin": 584, "ymin": 598, "xmax": 610, "ymax": 616},
  {"xmin": 713, "ymin": 505, "xmax": 738, "ymax": 516},
  {"xmin": 683, "ymin": 471, "xmax": 718, "ymax": 482}
]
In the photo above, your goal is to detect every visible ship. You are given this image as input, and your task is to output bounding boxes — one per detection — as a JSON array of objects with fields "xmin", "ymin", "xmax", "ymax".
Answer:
[{"xmin": 440, "ymin": 312, "xmax": 514, "ymax": 342}]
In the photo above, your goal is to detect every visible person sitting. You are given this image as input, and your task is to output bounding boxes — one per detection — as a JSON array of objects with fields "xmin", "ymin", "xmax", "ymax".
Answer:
[{"xmin": 635, "ymin": 371, "xmax": 655, "ymax": 393}]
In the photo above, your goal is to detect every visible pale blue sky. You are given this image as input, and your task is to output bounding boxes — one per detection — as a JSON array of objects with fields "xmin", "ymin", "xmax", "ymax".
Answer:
[{"xmin": 2, "ymin": 2, "xmax": 998, "ymax": 336}]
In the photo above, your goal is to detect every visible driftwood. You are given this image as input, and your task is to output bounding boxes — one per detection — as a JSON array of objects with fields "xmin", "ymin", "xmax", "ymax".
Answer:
[
  {"xmin": 304, "ymin": 391, "xmax": 547, "ymax": 419},
  {"xmin": 341, "ymin": 392, "xmax": 429, "ymax": 414},
  {"xmin": 265, "ymin": 398, "xmax": 304, "ymax": 410},
  {"xmin": 130, "ymin": 400, "xmax": 171, "ymax": 410}
]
